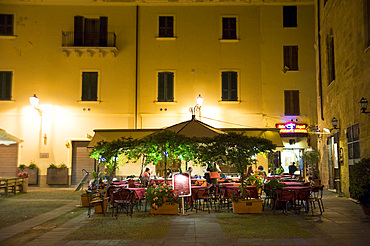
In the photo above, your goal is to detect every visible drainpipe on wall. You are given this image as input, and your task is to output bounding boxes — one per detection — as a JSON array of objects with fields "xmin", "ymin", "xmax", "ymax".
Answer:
[
  {"xmin": 135, "ymin": 5, "xmax": 139, "ymax": 129},
  {"xmin": 317, "ymin": 0, "xmax": 324, "ymax": 121}
]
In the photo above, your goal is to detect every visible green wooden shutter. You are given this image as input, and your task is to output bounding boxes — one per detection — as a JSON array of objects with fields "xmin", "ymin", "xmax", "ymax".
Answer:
[
  {"xmin": 284, "ymin": 90, "xmax": 299, "ymax": 115},
  {"xmin": 222, "ymin": 72, "xmax": 228, "ymax": 100},
  {"xmin": 166, "ymin": 72, "xmax": 174, "ymax": 101},
  {"xmin": 158, "ymin": 73, "xmax": 165, "ymax": 101},
  {"xmin": 230, "ymin": 72, "xmax": 238, "ymax": 101},
  {"xmin": 99, "ymin": 16, "xmax": 108, "ymax": 47},
  {"xmin": 74, "ymin": 16, "xmax": 84, "ymax": 46},
  {"xmin": 293, "ymin": 90, "xmax": 300, "ymax": 115},
  {"xmin": 0, "ymin": 71, "xmax": 12, "ymax": 100},
  {"xmin": 82, "ymin": 72, "xmax": 98, "ymax": 101},
  {"xmin": 283, "ymin": 6, "xmax": 297, "ymax": 27}
]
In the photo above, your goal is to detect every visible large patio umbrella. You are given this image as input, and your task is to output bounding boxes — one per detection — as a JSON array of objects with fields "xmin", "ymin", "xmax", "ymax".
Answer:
[{"xmin": 163, "ymin": 115, "xmax": 226, "ymax": 138}]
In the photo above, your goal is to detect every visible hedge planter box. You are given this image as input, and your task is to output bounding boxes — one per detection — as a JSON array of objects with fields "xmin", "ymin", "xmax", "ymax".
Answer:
[
  {"xmin": 47, "ymin": 168, "xmax": 69, "ymax": 185},
  {"xmin": 24, "ymin": 168, "xmax": 39, "ymax": 185},
  {"xmin": 150, "ymin": 202, "xmax": 179, "ymax": 215},
  {"xmin": 81, "ymin": 194, "xmax": 90, "ymax": 207},
  {"xmin": 232, "ymin": 199, "xmax": 263, "ymax": 214}
]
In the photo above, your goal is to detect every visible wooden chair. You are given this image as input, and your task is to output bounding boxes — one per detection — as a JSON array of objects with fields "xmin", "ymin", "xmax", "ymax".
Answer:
[
  {"xmin": 194, "ymin": 184, "xmax": 216, "ymax": 213},
  {"xmin": 112, "ymin": 188, "xmax": 135, "ymax": 218},
  {"xmin": 87, "ymin": 189, "xmax": 107, "ymax": 217},
  {"xmin": 308, "ymin": 185, "xmax": 325, "ymax": 215},
  {"xmin": 274, "ymin": 188, "xmax": 296, "ymax": 215},
  {"xmin": 295, "ymin": 189, "xmax": 311, "ymax": 214}
]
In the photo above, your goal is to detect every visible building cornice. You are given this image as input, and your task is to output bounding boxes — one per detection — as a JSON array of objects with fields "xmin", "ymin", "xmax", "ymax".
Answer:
[{"xmin": 0, "ymin": 0, "xmax": 314, "ymax": 6}]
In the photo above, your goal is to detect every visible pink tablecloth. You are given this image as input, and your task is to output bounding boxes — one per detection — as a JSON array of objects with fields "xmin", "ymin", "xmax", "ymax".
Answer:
[
  {"xmin": 224, "ymin": 185, "xmax": 258, "ymax": 199},
  {"xmin": 127, "ymin": 187, "xmax": 146, "ymax": 200},
  {"xmin": 281, "ymin": 182, "xmax": 303, "ymax": 186}
]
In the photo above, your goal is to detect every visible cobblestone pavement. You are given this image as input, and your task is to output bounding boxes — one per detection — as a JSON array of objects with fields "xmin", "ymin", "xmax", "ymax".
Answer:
[{"xmin": 1, "ymin": 189, "xmax": 369, "ymax": 245}]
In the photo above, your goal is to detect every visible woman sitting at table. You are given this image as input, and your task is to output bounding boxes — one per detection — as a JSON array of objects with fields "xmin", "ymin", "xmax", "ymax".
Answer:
[
  {"xmin": 255, "ymin": 165, "xmax": 267, "ymax": 178},
  {"xmin": 246, "ymin": 166, "xmax": 254, "ymax": 178},
  {"xmin": 141, "ymin": 168, "xmax": 151, "ymax": 187}
]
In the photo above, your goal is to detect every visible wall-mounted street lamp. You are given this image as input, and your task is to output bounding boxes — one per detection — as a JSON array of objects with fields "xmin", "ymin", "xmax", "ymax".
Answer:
[
  {"xmin": 189, "ymin": 94, "xmax": 203, "ymax": 120},
  {"xmin": 331, "ymin": 117, "xmax": 340, "ymax": 131},
  {"xmin": 29, "ymin": 94, "xmax": 42, "ymax": 115},
  {"xmin": 359, "ymin": 97, "xmax": 370, "ymax": 114}
]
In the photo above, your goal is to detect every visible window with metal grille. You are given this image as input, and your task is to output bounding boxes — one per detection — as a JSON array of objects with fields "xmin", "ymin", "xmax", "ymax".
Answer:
[
  {"xmin": 158, "ymin": 16, "xmax": 174, "ymax": 37},
  {"xmin": 284, "ymin": 90, "xmax": 300, "ymax": 115},
  {"xmin": 0, "ymin": 71, "xmax": 12, "ymax": 100},
  {"xmin": 222, "ymin": 71, "xmax": 238, "ymax": 101},
  {"xmin": 81, "ymin": 72, "xmax": 98, "ymax": 101},
  {"xmin": 347, "ymin": 123, "xmax": 360, "ymax": 165},
  {"xmin": 158, "ymin": 72, "xmax": 174, "ymax": 102},
  {"xmin": 222, "ymin": 17, "xmax": 237, "ymax": 39},
  {"xmin": 0, "ymin": 14, "xmax": 14, "ymax": 36},
  {"xmin": 283, "ymin": 6, "xmax": 297, "ymax": 27},
  {"xmin": 283, "ymin": 46, "xmax": 299, "ymax": 71}
]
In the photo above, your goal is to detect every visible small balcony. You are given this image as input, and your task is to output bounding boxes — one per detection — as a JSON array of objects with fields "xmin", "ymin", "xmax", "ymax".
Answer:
[{"xmin": 61, "ymin": 31, "xmax": 118, "ymax": 57}]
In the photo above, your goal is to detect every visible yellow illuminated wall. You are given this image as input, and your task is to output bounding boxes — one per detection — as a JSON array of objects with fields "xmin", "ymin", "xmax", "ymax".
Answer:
[{"xmin": 0, "ymin": 0, "xmax": 316, "ymax": 184}]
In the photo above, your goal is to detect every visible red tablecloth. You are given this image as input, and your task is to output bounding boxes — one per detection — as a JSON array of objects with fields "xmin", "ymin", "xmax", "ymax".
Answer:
[
  {"xmin": 127, "ymin": 187, "xmax": 146, "ymax": 200},
  {"xmin": 281, "ymin": 182, "xmax": 303, "ymax": 186},
  {"xmin": 224, "ymin": 185, "xmax": 258, "ymax": 199}
]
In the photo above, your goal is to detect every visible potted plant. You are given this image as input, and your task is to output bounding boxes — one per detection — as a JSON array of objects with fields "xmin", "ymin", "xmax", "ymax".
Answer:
[
  {"xmin": 349, "ymin": 158, "xmax": 370, "ymax": 215},
  {"xmin": 47, "ymin": 162, "xmax": 69, "ymax": 185},
  {"xmin": 146, "ymin": 183, "xmax": 181, "ymax": 215},
  {"xmin": 17, "ymin": 171, "xmax": 29, "ymax": 192},
  {"xmin": 23, "ymin": 161, "xmax": 39, "ymax": 185},
  {"xmin": 230, "ymin": 186, "xmax": 263, "ymax": 214},
  {"xmin": 246, "ymin": 174, "xmax": 264, "ymax": 186},
  {"xmin": 302, "ymin": 150, "xmax": 321, "ymax": 185}
]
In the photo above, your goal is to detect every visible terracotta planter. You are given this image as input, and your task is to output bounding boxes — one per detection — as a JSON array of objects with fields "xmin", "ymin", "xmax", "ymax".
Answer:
[
  {"xmin": 232, "ymin": 199, "xmax": 263, "ymax": 214},
  {"xmin": 81, "ymin": 194, "xmax": 90, "ymax": 207},
  {"xmin": 47, "ymin": 168, "xmax": 69, "ymax": 185},
  {"xmin": 209, "ymin": 172, "xmax": 220, "ymax": 179},
  {"xmin": 93, "ymin": 197, "xmax": 109, "ymax": 214},
  {"xmin": 150, "ymin": 202, "xmax": 179, "ymax": 215}
]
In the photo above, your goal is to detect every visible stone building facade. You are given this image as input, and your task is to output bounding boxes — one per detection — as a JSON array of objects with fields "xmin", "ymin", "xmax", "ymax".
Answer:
[{"xmin": 315, "ymin": 0, "xmax": 370, "ymax": 197}]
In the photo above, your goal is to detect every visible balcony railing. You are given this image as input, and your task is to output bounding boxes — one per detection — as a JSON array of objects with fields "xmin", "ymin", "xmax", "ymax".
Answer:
[{"xmin": 61, "ymin": 31, "xmax": 118, "ymax": 57}]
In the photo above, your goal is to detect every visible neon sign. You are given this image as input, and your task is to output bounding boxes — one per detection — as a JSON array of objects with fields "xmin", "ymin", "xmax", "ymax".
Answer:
[{"xmin": 276, "ymin": 123, "xmax": 308, "ymax": 133}]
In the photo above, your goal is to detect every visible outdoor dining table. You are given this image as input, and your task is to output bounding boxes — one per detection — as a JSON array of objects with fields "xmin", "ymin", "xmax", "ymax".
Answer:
[
  {"xmin": 126, "ymin": 187, "xmax": 146, "ymax": 200},
  {"xmin": 223, "ymin": 185, "xmax": 259, "ymax": 199},
  {"xmin": 281, "ymin": 182, "xmax": 303, "ymax": 186}
]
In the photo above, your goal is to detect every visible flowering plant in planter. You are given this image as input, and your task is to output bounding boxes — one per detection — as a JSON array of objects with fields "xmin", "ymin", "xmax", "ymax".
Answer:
[
  {"xmin": 17, "ymin": 172, "xmax": 29, "ymax": 178},
  {"xmin": 146, "ymin": 183, "xmax": 181, "ymax": 209},
  {"xmin": 246, "ymin": 174, "xmax": 263, "ymax": 186}
]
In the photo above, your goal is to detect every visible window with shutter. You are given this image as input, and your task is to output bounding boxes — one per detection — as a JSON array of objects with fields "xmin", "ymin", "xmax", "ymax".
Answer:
[
  {"xmin": 0, "ymin": 14, "xmax": 14, "ymax": 36},
  {"xmin": 327, "ymin": 32, "xmax": 336, "ymax": 84},
  {"xmin": 283, "ymin": 6, "xmax": 297, "ymax": 27},
  {"xmin": 0, "ymin": 71, "xmax": 12, "ymax": 100},
  {"xmin": 82, "ymin": 72, "xmax": 98, "ymax": 101},
  {"xmin": 222, "ymin": 71, "xmax": 238, "ymax": 101},
  {"xmin": 347, "ymin": 123, "xmax": 360, "ymax": 165},
  {"xmin": 74, "ymin": 16, "xmax": 108, "ymax": 47},
  {"xmin": 284, "ymin": 90, "xmax": 300, "ymax": 115},
  {"xmin": 159, "ymin": 16, "xmax": 174, "ymax": 37},
  {"xmin": 283, "ymin": 46, "xmax": 299, "ymax": 71},
  {"xmin": 158, "ymin": 72, "xmax": 174, "ymax": 102},
  {"xmin": 222, "ymin": 17, "xmax": 237, "ymax": 39}
]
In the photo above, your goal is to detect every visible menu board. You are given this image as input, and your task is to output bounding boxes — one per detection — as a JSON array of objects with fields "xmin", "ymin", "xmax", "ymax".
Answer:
[{"xmin": 172, "ymin": 172, "xmax": 191, "ymax": 197}]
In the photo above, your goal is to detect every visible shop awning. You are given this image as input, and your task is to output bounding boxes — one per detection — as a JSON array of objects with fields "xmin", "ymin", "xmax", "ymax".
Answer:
[
  {"xmin": 0, "ymin": 129, "xmax": 23, "ymax": 145},
  {"xmin": 87, "ymin": 129, "xmax": 159, "ymax": 150},
  {"xmin": 221, "ymin": 128, "xmax": 284, "ymax": 147}
]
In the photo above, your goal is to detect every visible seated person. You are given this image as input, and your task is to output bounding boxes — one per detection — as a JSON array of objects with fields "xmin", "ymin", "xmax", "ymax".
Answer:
[{"xmin": 254, "ymin": 165, "xmax": 267, "ymax": 178}]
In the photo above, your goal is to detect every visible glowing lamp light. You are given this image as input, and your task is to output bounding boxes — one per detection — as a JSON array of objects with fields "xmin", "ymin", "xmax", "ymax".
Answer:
[
  {"xmin": 196, "ymin": 94, "xmax": 203, "ymax": 106},
  {"xmin": 29, "ymin": 94, "xmax": 39, "ymax": 108}
]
